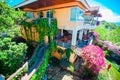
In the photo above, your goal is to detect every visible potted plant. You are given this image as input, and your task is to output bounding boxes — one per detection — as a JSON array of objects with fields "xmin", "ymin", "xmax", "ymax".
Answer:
[
  {"xmin": 49, "ymin": 9, "xmax": 55, "ymax": 18},
  {"xmin": 37, "ymin": 11, "xmax": 43, "ymax": 18}
]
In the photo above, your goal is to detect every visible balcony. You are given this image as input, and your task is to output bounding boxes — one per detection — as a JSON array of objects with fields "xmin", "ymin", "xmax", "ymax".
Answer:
[{"xmin": 83, "ymin": 20, "xmax": 97, "ymax": 29}]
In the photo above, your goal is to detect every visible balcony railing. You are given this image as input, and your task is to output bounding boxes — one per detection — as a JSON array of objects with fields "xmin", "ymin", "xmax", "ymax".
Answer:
[{"xmin": 84, "ymin": 20, "xmax": 97, "ymax": 26}]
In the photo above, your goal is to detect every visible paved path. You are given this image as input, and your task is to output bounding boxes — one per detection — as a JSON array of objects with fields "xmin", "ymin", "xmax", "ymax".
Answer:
[{"xmin": 28, "ymin": 46, "xmax": 45, "ymax": 73}]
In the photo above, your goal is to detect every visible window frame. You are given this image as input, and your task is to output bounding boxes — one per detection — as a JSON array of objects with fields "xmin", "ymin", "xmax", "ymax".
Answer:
[
  {"xmin": 25, "ymin": 12, "xmax": 34, "ymax": 19},
  {"xmin": 70, "ymin": 7, "xmax": 84, "ymax": 22},
  {"xmin": 46, "ymin": 10, "xmax": 54, "ymax": 18}
]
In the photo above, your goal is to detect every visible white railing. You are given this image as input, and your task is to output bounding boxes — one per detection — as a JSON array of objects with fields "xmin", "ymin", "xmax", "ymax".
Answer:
[{"xmin": 7, "ymin": 62, "xmax": 28, "ymax": 80}]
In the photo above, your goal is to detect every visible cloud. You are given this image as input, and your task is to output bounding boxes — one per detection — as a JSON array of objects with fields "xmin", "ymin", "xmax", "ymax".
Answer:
[
  {"xmin": 87, "ymin": 0, "xmax": 120, "ymax": 22},
  {"xmin": 99, "ymin": 8, "xmax": 120, "ymax": 22}
]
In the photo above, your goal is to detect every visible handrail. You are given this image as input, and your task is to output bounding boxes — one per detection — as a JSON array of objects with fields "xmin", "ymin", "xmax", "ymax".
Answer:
[
  {"xmin": 55, "ymin": 40, "xmax": 82, "ymax": 55},
  {"xmin": 7, "ymin": 45, "xmax": 46, "ymax": 80},
  {"xmin": 84, "ymin": 20, "xmax": 97, "ymax": 26},
  {"xmin": 7, "ymin": 62, "xmax": 28, "ymax": 80}
]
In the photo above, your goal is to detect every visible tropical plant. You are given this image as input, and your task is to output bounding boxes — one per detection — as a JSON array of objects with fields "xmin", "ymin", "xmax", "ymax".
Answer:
[
  {"xmin": 0, "ymin": 37, "xmax": 27, "ymax": 78},
  {"xmin": 95, "ymin": 21, "xmax": 120, "ymax": 44},
  {"xmin": 49, "ymin": 9, "xmax": 55, "ymax": 18},
  {"xmin": 0, "ymin": 1, "xmax": 24, "ymax": 37},
  {"xmin": 37, "ymin": 11, "xmax": 43, "ymax": 18},
  {"xmin": 0, "ymin": 1, "xmax": 27, "ymax": 78},
  {"xmin": 11, "ymin": 67, "xmax": 28, "ymax": 80},
  {"xmin": 49, "ymin": 19, "xmax": 58, "ymax": 36},
  {"xmin": 65, "ymin": 48, "xmax": 74, "ymax": 60},
  {"xmin": 92, "ymin": 73, "xmax": 108, "ymax": 80},
  {"xmin": 81, "ymin": 45, "xmax": 106, "ymax": 74}
]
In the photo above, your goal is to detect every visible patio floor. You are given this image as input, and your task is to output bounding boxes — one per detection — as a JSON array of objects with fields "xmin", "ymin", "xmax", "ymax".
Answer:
[{"xmin": 47, "ymin": 66, "xmax": 81, "ymax": 80}]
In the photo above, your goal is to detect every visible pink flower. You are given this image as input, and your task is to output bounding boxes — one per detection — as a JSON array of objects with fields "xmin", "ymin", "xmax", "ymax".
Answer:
[
  {"xmin": 81, "ymin": 45, "xmax": 106, "ymax": 74},
  {"xmin": 98, "ymin": 14, "xmax": 102, "ymax": 17},
  {"xmin": 96, "ymin": 21, "xmax": 100, "ymax": 26}
]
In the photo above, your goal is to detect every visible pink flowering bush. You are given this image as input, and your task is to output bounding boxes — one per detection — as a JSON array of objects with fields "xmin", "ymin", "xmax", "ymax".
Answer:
[{"xmin": 81, "ymin": 45, "xmax": 106, "ymax": 74}]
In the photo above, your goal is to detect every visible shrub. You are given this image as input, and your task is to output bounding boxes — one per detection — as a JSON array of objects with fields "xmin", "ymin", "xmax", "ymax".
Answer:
[
  {"xmin": 81, "ymin": 45, "xmax": 106, "ymax": 74},
  {"xmin": 0, "ymin": 37, "xmax": 27, "ymax": 78}
]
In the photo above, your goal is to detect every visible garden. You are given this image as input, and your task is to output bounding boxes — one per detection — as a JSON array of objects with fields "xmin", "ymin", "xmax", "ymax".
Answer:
[{"xmin": 0, "ymin": 1, "xmax": 120, "ymax": 80}]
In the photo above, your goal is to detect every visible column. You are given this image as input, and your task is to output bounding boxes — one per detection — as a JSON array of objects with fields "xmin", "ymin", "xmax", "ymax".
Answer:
[
  {"xmin": 61, "ymin": 29, "xmax": 63, "ymax": 36},
  {"xmin": 84, "ymin": 30, "xmax": 87, "ymax": 35},
  {"xmin": 79, "ymin": 30, "xmax": 83, "ymax": 41},
  {"xmin": 71, "ymin": 29, "xmax": 77, "ymax": 46}
]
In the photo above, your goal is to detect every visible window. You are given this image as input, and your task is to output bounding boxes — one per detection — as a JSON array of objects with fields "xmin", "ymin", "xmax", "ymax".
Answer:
[
  {"xmin": 25, "ymin": 12, "xmax": 34, "ymax": 18},
  {"xmin": 46, "ymin": 10, "xmax": 53, "ymax": 18},
  {"xmin": 70, "ymin": 7, "xmax": 84, "ymax": 21}
]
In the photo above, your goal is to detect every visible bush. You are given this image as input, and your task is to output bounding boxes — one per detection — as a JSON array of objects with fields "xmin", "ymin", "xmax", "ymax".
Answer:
[
  {"xmin": 81, "ymin": 45, "xmax": 106, "ymax": 74},
  {"xmin": 0, "ymin": 37, "xmax": 27, "ymax": 78},
  {"xmin": 92, "ymin": 73, "xmax": 109, "ymax": 80}
]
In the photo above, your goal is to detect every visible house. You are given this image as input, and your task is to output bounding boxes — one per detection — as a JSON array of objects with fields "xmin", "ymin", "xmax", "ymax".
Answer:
[{"xmin": 15, "ymin": 0, "xmax": 100, "ymax": 46}]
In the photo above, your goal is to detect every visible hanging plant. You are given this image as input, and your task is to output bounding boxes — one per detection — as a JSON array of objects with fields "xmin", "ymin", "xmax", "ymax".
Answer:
[
  {"xmin": 65, "ymin": 48, "xmax": 74, "ymax": 60},
  {"xmin": 37, "ymin": 18, "xmax": 49, "ymax": 44},
  {"xmin": 49, "ymin": 19, "xmax": 58, "ymax": 36},
  {"xmin": 20, "ymin": 20, "xmax": 29, "ymax": 41},
  {"xmin": 49, "ymin": 9, "xmax": 55, "ymax": 18},
  {"xmin": 37, "ymin": 11, "xmax": 43, "ymax": 18}
]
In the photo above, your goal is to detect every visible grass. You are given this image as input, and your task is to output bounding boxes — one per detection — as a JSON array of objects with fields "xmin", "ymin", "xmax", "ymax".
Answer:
[{"xmin": 105, "ymin": 59, "xmax": 120, "ymax": 80}]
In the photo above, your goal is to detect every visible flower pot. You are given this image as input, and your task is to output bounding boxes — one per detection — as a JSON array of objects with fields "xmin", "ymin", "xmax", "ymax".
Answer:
[
  {"xmin": 52, "ymin": 51, "xmax": 61, "ymax": 60},
  {"xmin": 69, "ymin": 53, "xmax": 76, "ymax": 64}
]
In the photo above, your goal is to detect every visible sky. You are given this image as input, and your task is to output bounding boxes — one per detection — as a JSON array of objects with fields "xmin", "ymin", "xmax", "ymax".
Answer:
[
  {"xmin": 87, "ymin": 0, "xmax": 120, "ymax": 23},
  {"xmin": 7, "ymin": 0, "xmax": 120, "ymax": 23},
  {"xmin": 6, "ymin": 0, "xmax": 24, "ymax": 6}
]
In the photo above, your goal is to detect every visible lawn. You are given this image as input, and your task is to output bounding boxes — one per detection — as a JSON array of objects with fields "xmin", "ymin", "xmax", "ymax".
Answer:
[{"xmin": 105, "ymin": 59, "xmax": 120, "ymax": 80}]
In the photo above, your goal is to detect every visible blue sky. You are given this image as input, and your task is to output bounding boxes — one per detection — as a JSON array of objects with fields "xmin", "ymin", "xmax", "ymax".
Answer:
[
  {"xmin": 7, "ymin": 0, "xmax": 120, "ymax": 22},
  {"xmin": 87, "ymin": 0, "xmax": 120, "ymax": 22},
  {"xmin": 7, "ymin": 0, "xmax": 24, "ymax": 6},
  {"xmin": 92, "ymin": 0, "xmax": 120, "ymax": 15}
]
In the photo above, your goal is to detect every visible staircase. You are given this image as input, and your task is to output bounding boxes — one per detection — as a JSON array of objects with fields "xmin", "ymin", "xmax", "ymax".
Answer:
[{"xmin": 7, "ymin": 44, "xmax": 47, "ymax": 80}]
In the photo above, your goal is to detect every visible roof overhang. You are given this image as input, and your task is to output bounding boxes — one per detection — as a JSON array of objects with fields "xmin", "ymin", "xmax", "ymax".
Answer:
[
  {"xmin": 14, "ymin": 0, "xmax": 37, "ymax": 8},
  {"xmin": 77, "ymin": 0, "xmax": 90, "ymax": 10},
  {"xmin": 84, "ymin": 6, "xmax": 99, "ymax": 16}
]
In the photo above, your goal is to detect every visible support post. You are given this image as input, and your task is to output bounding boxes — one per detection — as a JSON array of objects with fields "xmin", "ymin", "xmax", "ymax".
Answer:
[
  {"xmin": 61, "ymin": 29, "xmax": 63, "ymax": 36},
  {"xmin": 79, "ymin": 30, "xmax": 83, "ymax": 41},
  {"xmin": 71, "ymin": 30, "xmax": 77, "ymax": 46}
]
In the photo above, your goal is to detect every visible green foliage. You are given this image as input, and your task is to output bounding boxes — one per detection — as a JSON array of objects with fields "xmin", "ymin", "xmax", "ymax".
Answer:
[
  {"xmin": 0, "ymin": 37, "xmax": 27, "ymax": 77},
  {"xmin": 20, "ymin": 20, "xmax": 33, "ymax": 41},
  {"xmin": 92, "ymin": 73, "xmax": 109, "ymax": 80},
  {"xmin": 37, "ymin": 11, "xmax": 43, "ymax": 16},
  {"xmin": 49, "ymin": 19, "xmax": 58, "ymax": 36},
  {"xmin": 28, "ymin": 45, "xmax": 40, "ymax": 68},
  {"xmin": 11, "ymin": 67, "xmax": 28, "ymax": 80},
  {"xmin": 30, "ymin": 47, "xmax": 50, "ymax": 80},
  {"xmin": 57, "ymin": 48, "xmax": 65, "ymax": 55},
  {"xmin": 0, "ymin": 1, "xmax": 27, "ymax": 78},
  {"xmin": 0, "ymin": 1, "xmax": 24, "ymax": 36},
  {"xmin": 20, "ymin": 18, "xmax": 58, "ymax": 44},
  {"xmin": 95, "ymin": 21, "xmax": 120, "ymax": 44},
  {"xmin": 49, "ymin": 57, "xmax": 60, "ymax": 66},
  {"xmin": 68, "ymin": 63, "xmax": 74, "ymax": 72},
  {"xmin": 37, "ymin": 18, "xmax": 49, "ymax": 43},
  {"xmin": 49, "ymin": 40, "xmax": 57, "ymax": 52},
  {"xmin": 65, "ymin": 48, "xmax": 73, "ymax": 60}
]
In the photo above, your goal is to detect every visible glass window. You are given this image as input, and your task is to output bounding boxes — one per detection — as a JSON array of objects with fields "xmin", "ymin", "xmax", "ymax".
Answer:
[
  {"xmin": 70, "ymin": 7, "xmax": 84, "ymax": 21},
  {"xmin": 25, "ymin": 12, "xmax": 34, "ymax": 18},
  {"xmin": 46, "ymin": 10, "xmax": 53, "ymax": 18}
]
